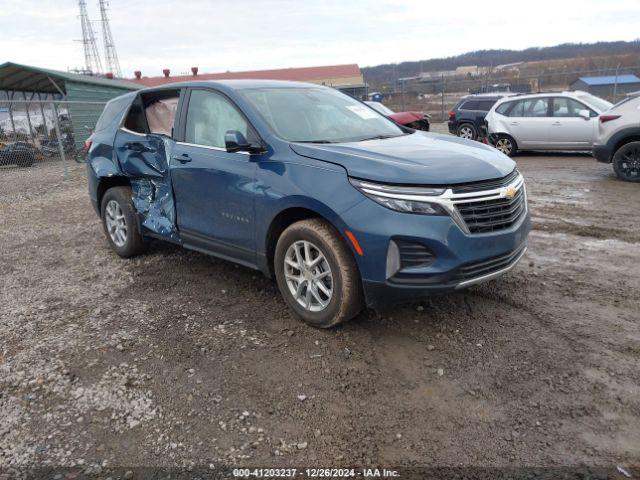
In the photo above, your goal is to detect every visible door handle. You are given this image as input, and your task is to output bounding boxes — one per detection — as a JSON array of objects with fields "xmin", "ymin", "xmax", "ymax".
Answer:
[
  {"xmin": 125, "ymin": 142, "xmax": 156, "ymax": 153},
  {"xmin": 173, "ymin": 153, "xmax": 192, "ymax": 164},
  {"xmin": 509, "ymin": 122, "xmax": 518, "ymax": 125},
  {"xmin": 551, "ymin": 122, "xmax": 562, "ymax": 126}
]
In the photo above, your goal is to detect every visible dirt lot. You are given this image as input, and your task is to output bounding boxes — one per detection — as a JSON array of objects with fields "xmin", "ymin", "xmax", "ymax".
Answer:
[{"xmin": 1, "ymin": 141, "xmax": 639, "ymax": 477}]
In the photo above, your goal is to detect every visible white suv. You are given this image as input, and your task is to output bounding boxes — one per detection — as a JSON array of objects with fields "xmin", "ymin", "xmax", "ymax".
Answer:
[
  {"xmin": 592, "ymin": 91, "xmax": 640, "ymax": 181},
  {"xmin": 485, "ymin": 91, "xmax": 612, "ymax": 156}
]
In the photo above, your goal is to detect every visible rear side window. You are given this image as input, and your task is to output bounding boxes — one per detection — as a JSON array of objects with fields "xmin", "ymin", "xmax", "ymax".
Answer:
[
  {"xmin": 460, "ymin": 100, "xmax": 479, "ymax": 110},
  {"xmin": 522, "ymin": 98, "xmax": 549, "ymax": 117},
  {"xmin": 122, "ymin": 89, "xmax": 181, "ymax": 136},
  {"xmin": 505, "ymin": 98, "xmax": 549, "ymax": 117},
  {"xmin": 477, "ymin": 100, "xmax": 497, "ymax": 111}
]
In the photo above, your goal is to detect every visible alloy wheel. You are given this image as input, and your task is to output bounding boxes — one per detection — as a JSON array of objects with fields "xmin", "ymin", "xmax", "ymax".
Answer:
[
  {"xmin": 284, "ymin": 240, "xmax": 333, "ymax": 312},
  {"xmin": 615, "ymin": 144, "xmax": 640, "ymax": 180},
  {"xmin": 495, "ymin": 138, "xmax": 513, "ymax": 155},
  {"xmin": 459, "ymin": 126, "xmax": 474, "ymax": 139},
  {"xmin": 105, "ymin": 200, "xmax": 127, "ymax": 247}
]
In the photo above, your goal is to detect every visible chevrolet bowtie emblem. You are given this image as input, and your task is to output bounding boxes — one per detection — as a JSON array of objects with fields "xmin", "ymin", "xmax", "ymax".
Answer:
[{"xmin": 503, "ymin": 186, "xmax": 517, "ymax": 199}]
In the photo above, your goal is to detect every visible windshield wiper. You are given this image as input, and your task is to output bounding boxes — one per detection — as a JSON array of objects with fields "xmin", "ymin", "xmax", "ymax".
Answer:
[
  {"xmin": 294, "ymin": 139, "xmax": 335, "ymax": 144},
  {"xmin": 356, "ymin": 133, "xmax": 406, "ymax": 142}
]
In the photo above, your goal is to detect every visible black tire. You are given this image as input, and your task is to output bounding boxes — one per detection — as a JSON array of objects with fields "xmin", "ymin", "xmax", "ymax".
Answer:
[
  {"xmin": 17, "ymin": 153, "xmax": 35, "ymax": 168},
  {"xmin": 612, "ymin": 141, "xmax": 640, "ymax": 182},
  {"xmin": 74, "ymin": 149, "xmax": 87, "ymax": 163},
  {"xmin": 274, "ymin": 218, "xmax": 364, "ymax": 328},
  {"xmin": 456, "ymin": 123, "xmax": 477, "ymax": 140},
  {"xmin": 100, "ymin": 186, "xmax": 148, "ymax": 258},
  {"xmin": 494, "ymin": 134, "xmax": 517, "ymax": 157}
]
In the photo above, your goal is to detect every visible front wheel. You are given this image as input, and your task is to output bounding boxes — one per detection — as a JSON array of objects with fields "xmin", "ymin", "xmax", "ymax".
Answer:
[
  {"xmin": 612, "ymin": 141, "xmax": 640, "ymax": 182},
  {"xmin": 100, "ymin": 186, "xmax": 148, "ymax": 258},
  {"xmin": 494, "ymin": 134, "xmax": 517, "ymax": 157},
  {"xmin": 274, "ymin": 219, "xmax": 364, "ymax": 328}
]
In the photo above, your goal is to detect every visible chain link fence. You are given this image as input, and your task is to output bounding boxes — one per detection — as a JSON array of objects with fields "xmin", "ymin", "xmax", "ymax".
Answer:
[{"xmin": 0, "ymin": 97, "xmax": 105, "ymax": 177}]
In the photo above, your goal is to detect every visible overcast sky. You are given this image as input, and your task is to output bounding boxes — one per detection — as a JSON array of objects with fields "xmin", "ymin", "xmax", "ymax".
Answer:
[{"xmin": 1, "ymin": 0, "xmax": 639, "ymax": 78}]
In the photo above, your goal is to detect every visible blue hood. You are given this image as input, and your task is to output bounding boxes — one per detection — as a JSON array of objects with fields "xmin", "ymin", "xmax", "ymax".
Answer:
[{"xmin": 289, "ymin": 132, "xmax": 515, "ymax": 185}]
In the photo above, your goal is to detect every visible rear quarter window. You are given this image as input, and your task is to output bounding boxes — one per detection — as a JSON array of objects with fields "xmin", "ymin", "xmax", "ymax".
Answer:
[
  {"xmin": 495, "ymin": 102, "xmax": 512, "ymax": 115},
  {"xmin": 95, "ymin": 96, "xmax": 132, "ymax": 132}
]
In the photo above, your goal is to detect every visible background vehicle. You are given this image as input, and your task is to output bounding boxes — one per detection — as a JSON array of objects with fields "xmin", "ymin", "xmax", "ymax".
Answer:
[
  {"xmin": 0, "ymin": 141, "xmax": 41, "ymax": 167},
  {"xmin": 365, "ymin": 101, "xmax": 430, "ymax": 131},
  {"xmin": 448, "ymin": 93, "xmax": 514, "ymax": 140},
  {"xmin": 40, "ymin": 134, "xmax": 77, "ymax": 158},
  {"xmin": 486, "ymin": 91, "xmax": 612, "ymax": 157},
  {"xmin": 592, "ymin": 91, "xmax": 640, "ymax": 181},
  {"xmin": 87, "ymin": 80, "xmax": 528, "ymax": 328}
]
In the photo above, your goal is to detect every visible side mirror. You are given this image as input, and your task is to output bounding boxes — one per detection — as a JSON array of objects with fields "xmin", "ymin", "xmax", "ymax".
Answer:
[
  {"xmin": 578, "ymin": 109, "xmax": 591, "ymax": 120},
  {"xmin": 225, "ymin": 130, "xmax": 251, "ymax": 153}
]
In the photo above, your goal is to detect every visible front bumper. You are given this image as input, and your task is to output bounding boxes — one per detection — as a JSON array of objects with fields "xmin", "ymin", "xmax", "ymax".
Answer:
[
  {"xmin": 592, "ymin": 144, "xmax": 612, "ymax": 163},
  {"xmin": 341, "ymin": 177, "xmax": 531, "ymax": 309},
  {"xmin": 361, "ymin": 239, "xmax": 529, "ymax": 308}
]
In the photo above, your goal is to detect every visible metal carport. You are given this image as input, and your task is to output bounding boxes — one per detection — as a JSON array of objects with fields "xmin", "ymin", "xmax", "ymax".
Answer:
[{"xmin": 0, "ymin": 62, "xmax": 140, "ymax": 148}]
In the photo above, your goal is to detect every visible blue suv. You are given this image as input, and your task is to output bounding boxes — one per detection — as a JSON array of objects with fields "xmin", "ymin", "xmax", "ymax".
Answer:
[{"xmin": 87, "ymin": 80, "xmax": 530, "ymax": 328}]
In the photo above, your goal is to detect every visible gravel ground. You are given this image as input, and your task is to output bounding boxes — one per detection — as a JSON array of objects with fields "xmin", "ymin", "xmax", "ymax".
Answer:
[{"xmin": 1, "ymin": 136, "xmax": 639, "ymax": 477}]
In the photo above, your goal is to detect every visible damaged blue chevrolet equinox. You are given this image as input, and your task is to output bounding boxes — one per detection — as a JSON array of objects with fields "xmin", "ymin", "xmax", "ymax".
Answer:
[{"xmin": 87, "ymin": 80, "xmax": 530, "ymax": 328}]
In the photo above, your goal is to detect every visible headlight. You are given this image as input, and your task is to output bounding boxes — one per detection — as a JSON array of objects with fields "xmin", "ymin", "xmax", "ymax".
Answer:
[{"xmin": 349, "ymin": 178, "xmax": 448, "ymax": 216}]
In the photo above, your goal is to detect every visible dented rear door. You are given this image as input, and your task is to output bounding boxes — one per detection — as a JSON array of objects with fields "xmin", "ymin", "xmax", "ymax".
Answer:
[{"xmin": 114, "ymin": 128, "xmax": 179, "ymax": 241}]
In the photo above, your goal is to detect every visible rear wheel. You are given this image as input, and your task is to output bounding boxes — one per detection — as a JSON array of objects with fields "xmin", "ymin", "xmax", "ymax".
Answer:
[
  {"xmin": 100, "ymin": 186, "xmax": 148, "ymax": 257},
  {"xmin": 612, "ymin": 141, "xmax": 640, "ymax": 182},
  {"xmin": 494, "ymin": 134, "xmax": 517, "ymax": 157},
  {"xmin": 274, "ymin": 219, "xmax": 364, "ymax": 328},
  {"xmin": 457, "ymin": 123, "xmax": 477, "ymax": 140}
]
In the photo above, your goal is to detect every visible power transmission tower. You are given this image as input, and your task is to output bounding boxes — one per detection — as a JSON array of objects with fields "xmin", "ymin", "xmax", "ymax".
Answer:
[
  {"xmin": 78, "ymin": 0, "xmax": 103, "ymax": 74},
  {"xmin": 99, "ymin": 0, "xmax": 121, "ymax": 77}
]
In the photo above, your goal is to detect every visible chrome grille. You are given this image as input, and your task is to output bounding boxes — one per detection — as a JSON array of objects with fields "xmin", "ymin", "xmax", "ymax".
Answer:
[
  {"xmin": 456, "ymin": 187, "xmax": 526, "ymax": 234},
  {"xmin": 451, "ymin": 169, "xmax": 520, "ymax": 194}
]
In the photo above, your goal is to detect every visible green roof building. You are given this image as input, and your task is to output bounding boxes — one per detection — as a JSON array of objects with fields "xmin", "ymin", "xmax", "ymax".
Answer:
[{"xmin": 0, "ymin": 62, "xmax": 141, "ymax": 147}]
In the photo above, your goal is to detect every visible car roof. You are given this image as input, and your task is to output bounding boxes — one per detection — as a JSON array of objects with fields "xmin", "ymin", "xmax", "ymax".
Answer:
[
  {"xmin": 461, "ymin": 92, "xmax": 515, "ymax": 100},
  {"xmin": 137, "ymin": 79, "xmax": 321, "ymax": 93},
  {"xmin": 498, "ymin": 90, "xmax": 590, "ymax": 101}
]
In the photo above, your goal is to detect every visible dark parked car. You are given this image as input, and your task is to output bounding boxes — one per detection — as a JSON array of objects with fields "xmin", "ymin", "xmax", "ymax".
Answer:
[
  {"xmin": 365, "ymin": 101, "xmax": 430, "ymax": 131},
  {"xmin": 0, "ymin": 141, "xmax": 40, "ymax": 167},
  {"xmin": 86, "ymin": 80, "xmax": 530, "ymax": 328},
  {"xmin": 448, "ymin": 93, "xmax": 514, "ymax": 140}
]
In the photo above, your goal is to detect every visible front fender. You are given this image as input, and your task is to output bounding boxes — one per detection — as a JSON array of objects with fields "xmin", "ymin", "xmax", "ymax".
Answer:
[{"xmin": 254, "ymin": 159, "xmax": 365, "ymax": 270}]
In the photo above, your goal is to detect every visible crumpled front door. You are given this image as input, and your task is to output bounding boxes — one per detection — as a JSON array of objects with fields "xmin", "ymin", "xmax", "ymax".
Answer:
[{"xmin": 114, "ymin": 129, "xmax": 178, "ymax": 241}]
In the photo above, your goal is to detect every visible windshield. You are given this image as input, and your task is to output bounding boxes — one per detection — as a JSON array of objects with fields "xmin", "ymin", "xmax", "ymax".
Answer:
[
  {"xmin": 241, "ymin": 87, "xmax": 405, "ymax": 143},
  {"xmin": 365, "ymin": 101, "xmax": 395, "ymax": 116},
  {"xmin": 577, "ymin": 93, "xmax": 613, "ymax": 112}
]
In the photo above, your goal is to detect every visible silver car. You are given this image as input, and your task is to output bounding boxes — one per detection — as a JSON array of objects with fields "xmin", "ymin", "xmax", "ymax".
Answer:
[
  {"xmin": 592, "ymin": 91, "xmax": 640, "ymax": 181},
  {"xmin": 485, "ymin": 91, "xmax": 612, "ymax": 156}
]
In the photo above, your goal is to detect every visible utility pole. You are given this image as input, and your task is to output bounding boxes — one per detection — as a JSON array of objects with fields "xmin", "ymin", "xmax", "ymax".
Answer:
[
  {"xmin": 78, "ymin": 0, "xmax": 103, "ymax": 74},
  {"xmin": 99, "ymin": 0, "xmax": 121, "ymax": 77},
  {"xmin": 613, "ymin": 63, "xmax": 621, "ymax": 101}
]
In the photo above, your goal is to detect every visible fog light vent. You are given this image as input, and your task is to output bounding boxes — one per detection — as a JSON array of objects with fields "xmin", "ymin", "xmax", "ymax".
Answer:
[{"xmin": 395, "ymin": 240, "xmax": 435, "ymax": 269}]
